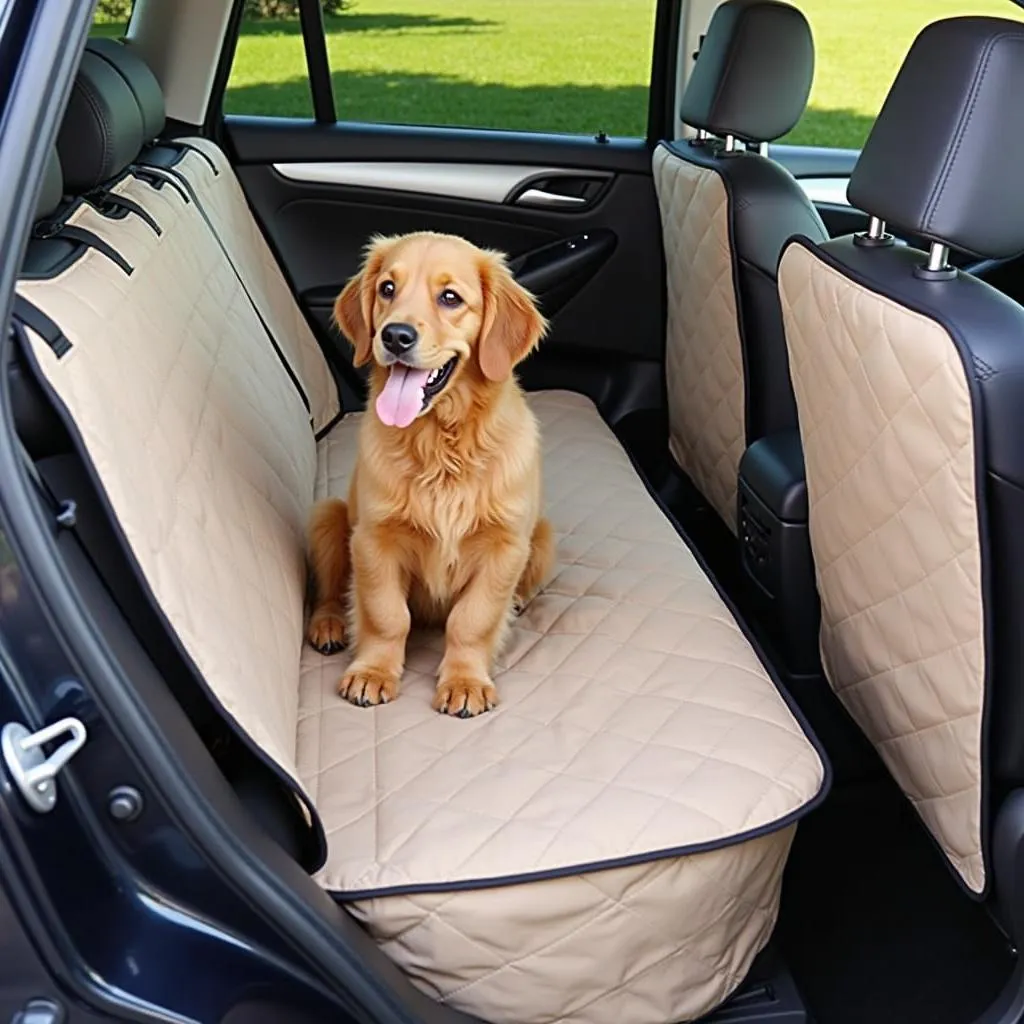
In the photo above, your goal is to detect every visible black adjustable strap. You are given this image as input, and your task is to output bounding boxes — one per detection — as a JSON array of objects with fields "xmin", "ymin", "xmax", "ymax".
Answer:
[
  {"xmin": 34, "ymin": 220, "xmax": 133, "ymax": 275},
  {"xmin": 165, "ymin": 140, "xmax": 220, "ymax": 176},
  {"xmin": 135, "ymin": 162, "xmax": 312, "ymax": 420},
  {"xmin": 12, "ymin": 294, "xmax": 71, "ymax": 357},
  {"xmin": 85, "ymin": 189, "xmax": 162, "ymax": 236}
]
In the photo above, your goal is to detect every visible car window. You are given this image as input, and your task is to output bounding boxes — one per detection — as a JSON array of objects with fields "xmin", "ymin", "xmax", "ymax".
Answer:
[
  {"xmin": 90, "ymin": 0, "xmax": 134, "ymax": 37},
  {"xmin": 223, "ymin": 0, "xmax": 658, "ymax": 137},
  {"xmin": 784, "ymin": 0, "xmax": 1024, "ymax": 149}
]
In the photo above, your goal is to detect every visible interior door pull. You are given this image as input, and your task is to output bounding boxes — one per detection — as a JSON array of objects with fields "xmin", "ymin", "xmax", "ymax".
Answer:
[{"xmin": 516, "ymin": 188, "xmax": 587, "ymax": 209}]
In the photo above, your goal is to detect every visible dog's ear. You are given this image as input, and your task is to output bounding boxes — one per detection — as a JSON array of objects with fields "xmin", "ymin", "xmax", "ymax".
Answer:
[
  {"xmin": 477, "ymin": 253, "xmax": 547, "ymax": 383},
  {"xmin": 333, "ymin": 236, "xmax": 395, "ymax": 367}
]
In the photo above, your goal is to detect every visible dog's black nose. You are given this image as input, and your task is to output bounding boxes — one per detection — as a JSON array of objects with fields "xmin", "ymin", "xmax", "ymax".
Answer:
[{"xmin": 381, "ymin": 322, "xmax": 418, "ymax": 355}]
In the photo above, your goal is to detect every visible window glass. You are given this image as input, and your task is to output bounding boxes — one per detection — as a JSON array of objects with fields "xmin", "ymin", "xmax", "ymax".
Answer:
[
  {"xmin": 90, "ymin": 0, "xmax": 134, "ymax": 37},
  {"xmin": 785, "ymin": 0, "xmax": 1024, "ymax": 148},
  {"xmin": 224, "ymin": 0, "xmax": 657, "ymax": 137}
]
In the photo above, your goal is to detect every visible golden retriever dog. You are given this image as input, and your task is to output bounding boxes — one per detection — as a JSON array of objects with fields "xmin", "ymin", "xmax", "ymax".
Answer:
[{"xmin": 305, "ymin": 231, "xmax": 555, "ymax": 717}]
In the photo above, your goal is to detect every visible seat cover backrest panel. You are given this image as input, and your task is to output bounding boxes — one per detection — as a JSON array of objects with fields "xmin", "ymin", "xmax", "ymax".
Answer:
[
  {"xmin": 653, "ymin": 144, "xmax": 745, "ymax": 533},
  {"xmin": 780, "ymin": 240, "xmax": 985, "ymax": 892},
  {"xmin": 167, "ymin": 139, "xmax": 341, "ymax": 435},
  {"xmin": 19, "ymin": 174, "xmax": 317, "ymax": 789}
]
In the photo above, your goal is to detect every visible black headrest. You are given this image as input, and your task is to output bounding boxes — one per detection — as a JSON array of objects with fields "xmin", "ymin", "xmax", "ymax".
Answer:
[
  {"xmin": 35, "ymin": 148, "xmax": 63, "ymax": 222},
  {"xmin": 848, "ymin": 17, "xmax": 1024, "ymax": 260},
  {"xmin": 57, "ymin": 50, "xmax": 145, "ymax": 192},
  {"xmin": 86, "ymin": 38, "xmax": 166, "ymax": 143},
  {"xmin": 680, "ymin": 0, "xmax": 814, "ymax": 143}
]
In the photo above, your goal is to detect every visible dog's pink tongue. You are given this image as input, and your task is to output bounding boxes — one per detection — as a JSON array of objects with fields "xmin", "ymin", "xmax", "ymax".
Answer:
[{"xmin": 376, "ymin": 364, "xmax": 431, "ymax": 428}]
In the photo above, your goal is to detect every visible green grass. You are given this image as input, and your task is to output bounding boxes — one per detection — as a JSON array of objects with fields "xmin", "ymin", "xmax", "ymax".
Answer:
[{"xmin": 99, "ymin": 0, "xmax": 1024, "ymax": 148}]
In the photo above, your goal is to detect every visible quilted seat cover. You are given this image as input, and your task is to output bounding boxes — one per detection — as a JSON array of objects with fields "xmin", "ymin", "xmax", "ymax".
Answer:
[
  {"xmin": 302, "ymin": 392, "xmax": 825, "ymax": 1022},
  {"xmin": 780, "ymin": 242, "xmax": 986, "ymax": 893},
  {"xmin": 17, "ymin": 159, "xmax": 825, "ymax": 1023},
  {"xmin": 172, "ymin": 138, "xmax": 341, "ymax": 435},
  {"xmin": 653, "ymin": 144, "xmax": 745, "ymax": 534}
]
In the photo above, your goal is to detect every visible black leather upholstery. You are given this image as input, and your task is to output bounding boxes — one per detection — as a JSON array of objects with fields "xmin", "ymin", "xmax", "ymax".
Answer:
[
  {"xmin": 36, "ymin": 149, "xmax": 63, "ymax": 222},
  {"xmin": 665, "ymin": 140, "xmax": 827, "ymax": 444},
  {"xmin": 680, "ymin": 0, "xmax": 814, "ymax": 143},
  {"xmin": 793, "ymin": 233, "xmax": 1024, "ymax": 788},
  {"xmin": 87, "ymin": 38, "xmax": 166, "ymax": 143},
  {"xmin": 848, "ymin": 17, "xmax": 1024, "ymax": 259},
  {"xmin": 57, "ymin": 50, "xmax": 144, "ymax": 192}
]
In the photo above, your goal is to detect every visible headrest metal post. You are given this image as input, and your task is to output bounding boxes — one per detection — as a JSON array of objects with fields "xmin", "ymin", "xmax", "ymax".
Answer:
[
  {"xmin": 913, "ymin": 241, "xmax": 957, "ymax": 281},
  {"xmin": 854, "ymin": 215, "xmax": 894, "ymax": 249},
  {"xmin": 758, "ymin": 142, "xmax": 769, "ymax": 158},
  {"xmin": 927, "ymin": 243, "xmax": 951, "ymax": 273},
  {"xmin": 724, "ymin": 134, "xmax": 738, "ymax": 153}
]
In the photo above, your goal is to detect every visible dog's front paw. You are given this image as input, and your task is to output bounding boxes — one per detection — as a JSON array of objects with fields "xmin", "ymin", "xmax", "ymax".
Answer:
[
  {"xmin": 433, "ymin": 677, "xmax": 498, "ymax": 718},
  {"xmin": 339, "ymin": 666, "xmax": 398, "ymax": 707},
  {"xmin": 308, "ymin": 606, "xmax": 347, "ymax": 655}
]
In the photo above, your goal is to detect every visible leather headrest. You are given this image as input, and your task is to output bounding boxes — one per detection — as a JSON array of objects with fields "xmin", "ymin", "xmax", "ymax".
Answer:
[
  {"xmin": 35, "ymin": 148, "xmax": 64, "ymax": 223},
  {"xmin": 680, "ymin": 0, "xmax": 814, "ymax": 143},
  {"xmin": 848, "ymin": 17, "xmax": 1024, "ymax": 259},
  {"xmin": 57, "ymin": 50, "xmax": 144, "ymax": 192},
  {"xmin": 86, "ymin": 38, "xmax": 166, "ymax": 143}
]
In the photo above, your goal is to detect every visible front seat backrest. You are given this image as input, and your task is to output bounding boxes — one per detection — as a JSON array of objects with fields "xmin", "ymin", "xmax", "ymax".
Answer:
[
  {"xmin": 653, "ymin": 0, "xmax": 826, "ymax": 534},
  {"xmin": 779, "ymin": 15, "xmax": 1024, "ymax": 898}
]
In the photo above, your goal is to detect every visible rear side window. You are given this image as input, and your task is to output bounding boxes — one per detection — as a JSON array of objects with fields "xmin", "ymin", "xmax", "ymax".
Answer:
[
  {"xmin": 91, "ymin": 0, "xmax": 134, "ymax": 36},
  {"xmin": 784, "ymin": 0, "xmax": 1024, "ymax": 149},
  {"xmin": 223, "ymin": 0, "xmax": 658, "ymax": 138}
]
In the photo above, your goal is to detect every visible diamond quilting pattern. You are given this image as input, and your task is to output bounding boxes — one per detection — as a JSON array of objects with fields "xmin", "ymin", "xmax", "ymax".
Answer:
[
  {"xmin": 652, "ymin": 145, "xmax": 745, "ymax": 533},
  {"xmin": 176, "ymin": 139, "xmax": 341, "ymax": 434},
  {"xmin": 20, "ymin": 175, "xmax": 317, "ymax": 786},
  {"xmin": 300, "ymin": 392, "xmax": 824, "ymax": 892},
  {"xmin": 780, "ymin": 243, "xmax": 985, "ymax": 893}
]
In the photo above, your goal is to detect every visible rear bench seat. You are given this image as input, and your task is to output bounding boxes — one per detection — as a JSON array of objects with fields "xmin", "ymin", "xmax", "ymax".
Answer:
[{"xmin": 13, "ymin": 40, "xmax": 828, "ymax": 1024}]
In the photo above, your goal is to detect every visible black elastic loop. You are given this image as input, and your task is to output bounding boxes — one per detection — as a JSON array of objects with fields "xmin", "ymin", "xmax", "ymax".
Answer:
[
  {"xmin": 168, "ymin": 140, "xmax": 220, "ymax": 176},
  {"xmin": 130, "ymin": 165, "xmax": 191, "ymax": 204},
  {"xmin": 12, "ymin": 294, "xmax": 71, "ymax": 357},
  {"xmin": 86, "ymin": 190, "xmax": 162, "ymax": 236},
  {"xmin": 34, "ymin": 222, "xmax": 133, "ymax": 276},
  {"xmin": 136, "ymin": 162, "xmax": 312, "ymax": 418},
  {"xmin": 298, "ymin": 0, "xmax": 336, "ymax": 124}
]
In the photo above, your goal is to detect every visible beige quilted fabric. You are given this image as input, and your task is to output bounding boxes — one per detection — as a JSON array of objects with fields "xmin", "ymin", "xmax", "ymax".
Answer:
[
  {"xmin": 299, "ymin": 392, "xmax": 825, "ymax": 1022},
  {"xmin": 18, "ymin": 159, "xmax": 825, "ymax": 1021},
  {"xmin": 19, "ymin": 174, "xmax": 316, "ymax": 787},
  {"xmin": 780, "ymin": 243, "xmax": 985, "ymax": 893},
  {"xmin": 173, "ymin": 138, "xmax": 341, "ymax": 434},
  {"xmin": 653, "ymin": 144, "xmax": 745, "ymax": 534}
]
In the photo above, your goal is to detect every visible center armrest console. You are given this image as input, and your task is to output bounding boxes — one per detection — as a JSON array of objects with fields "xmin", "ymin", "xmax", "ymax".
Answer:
[{"xmin": 738, "ymin": 432, "xmax": 820, "ymax": 675}]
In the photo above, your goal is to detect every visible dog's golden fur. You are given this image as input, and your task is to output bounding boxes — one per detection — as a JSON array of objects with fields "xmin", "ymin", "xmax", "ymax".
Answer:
[{"xmin": 306, "ymin": 231, "xmax": 554, "ymax": 716}]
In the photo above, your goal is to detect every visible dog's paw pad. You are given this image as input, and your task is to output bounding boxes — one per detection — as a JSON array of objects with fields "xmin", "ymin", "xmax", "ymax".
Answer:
[
  {"xmin": 339, "ymin": 668, "xmax": 398, "ymax": 707},
  {"xmin": 308, "ymin": 609, "xmax": 347, "ymax": 655},
  {"xmin": 433, "ymin": 679, "xmax": 497, "ymax": 718}
]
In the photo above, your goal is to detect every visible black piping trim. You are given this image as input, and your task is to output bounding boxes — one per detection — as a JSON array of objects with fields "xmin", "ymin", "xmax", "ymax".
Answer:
[
  {"xmin": 10, "ymin": 320, "xmax": 329, "ymax": 874},
  {"xmin": 35, "ymin": 222, "xmax": 133, "ymax": 275},
  {"xmin": 314, "ymin": 408, "xmax": 345, "ymax": 443},
  {"xmin": 85, "ymin": 189, "xmax": 162, "ymax": 236},
  {"xmin": 782, "ymin": 235, "xmax": 993, "ymax": 902},
  {"xmin": 135, "ymin": 161, "xmax": 313, "ymax": 421},
  {"xmin": 298, "ymin": 0, "xmax": 336, "ymax": 124},
  {"xmin": 327, "ymin": 392, "xmax": 832, "ymax": 902},
  {"xmin": 12, "ymin": 294, "xmax": 70, "ymax": 357}
]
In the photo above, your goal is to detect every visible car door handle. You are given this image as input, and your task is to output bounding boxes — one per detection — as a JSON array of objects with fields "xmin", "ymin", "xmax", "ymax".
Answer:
[{"xmin": 515, "ymin": 188, "xmax": 588, "ymax": 209}]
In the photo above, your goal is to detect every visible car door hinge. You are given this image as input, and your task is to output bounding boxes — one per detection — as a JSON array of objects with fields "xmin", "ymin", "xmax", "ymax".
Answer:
[{"xmin": 1, "ymin": 718, "xmax": 87, "ymax": 813}]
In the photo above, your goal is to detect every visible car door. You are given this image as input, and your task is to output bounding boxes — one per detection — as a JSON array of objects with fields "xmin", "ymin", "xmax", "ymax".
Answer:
[{"xmin": 211, "ymin": 0, "xmax": 677, "ymax": 426}]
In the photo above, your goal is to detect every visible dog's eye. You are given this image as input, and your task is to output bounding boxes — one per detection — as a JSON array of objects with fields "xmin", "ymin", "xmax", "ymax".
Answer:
[
  {"xmin": 439, "ymin": 288, "xmax": 462, "ymax": 308},
  {"xmin": 378, "ymin": 280, "xmax": 395, "ymax": 299}
]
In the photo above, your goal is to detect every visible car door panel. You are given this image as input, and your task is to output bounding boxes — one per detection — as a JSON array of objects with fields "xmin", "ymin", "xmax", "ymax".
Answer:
[{"xmin": 224, "ymin": 117, "xmax": 665, "ymax": 421}]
